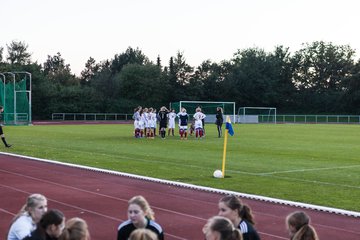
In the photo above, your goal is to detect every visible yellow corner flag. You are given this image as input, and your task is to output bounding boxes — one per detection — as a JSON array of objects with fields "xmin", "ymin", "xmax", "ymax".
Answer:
[{"xmin": 221, "ymin": 116, "xmax": 234, "ymax": 177}]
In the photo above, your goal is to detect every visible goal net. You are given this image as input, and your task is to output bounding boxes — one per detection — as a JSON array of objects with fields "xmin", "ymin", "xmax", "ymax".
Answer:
[
  {"xmin": 237, "ymin": 107, "xmax": 276, "ymax": 123},
  {"xmin": 0, "ymin": 72, "xmax": 32, "ymax": 125},
  {"xmin": 170, "ymin": 101, "xmax": 236, "ymax": 123}
]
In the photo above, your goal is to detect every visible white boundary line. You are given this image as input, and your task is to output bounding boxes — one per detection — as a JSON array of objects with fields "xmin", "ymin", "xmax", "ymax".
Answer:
[{"xmin": 1, "ymin": 152, "xmax": 360, "ymax": 218}]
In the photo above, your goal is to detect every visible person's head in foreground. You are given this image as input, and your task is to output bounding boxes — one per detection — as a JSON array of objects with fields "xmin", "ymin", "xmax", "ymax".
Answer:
[
  {"xmin": 59, "ymin": 217, "xmax": 90, "ymax": 240},
  {"xmin": 27, "ymin": 209, "xmax": 65, "ymax": 239},
  {"xmin": 128, "ymin": 195, "xmax": 155, "ymax": 227},
  {"xmin": 11, "ymin": 193, "xmax": 48, "ymax": 225},
  {"xmin": 218, "ymin": 195, "xmax": 255, "ymax": 225},
  {"xmin": 25, "ymin": 193, "xmax": 48, "ymax": 223},
  {"xmin": 8, "ymin": 193, "xmax": 48, "ymax": 240},
  {"xmin": 286, "ymin": 211, "xmax": 319, "ymax": 240},
  {"xmin": 203, "ymin": 216, "xmax": 242, "ymax": 240},
  {"xmin": 129, "ymin": 228, "xmax": 158, "ymax": 240}
]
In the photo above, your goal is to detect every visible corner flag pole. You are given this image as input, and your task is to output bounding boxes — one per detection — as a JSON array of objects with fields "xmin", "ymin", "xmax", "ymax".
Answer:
[{"xmin": 221, "ymin": 116, "xmax": 230, "ymax": 177}]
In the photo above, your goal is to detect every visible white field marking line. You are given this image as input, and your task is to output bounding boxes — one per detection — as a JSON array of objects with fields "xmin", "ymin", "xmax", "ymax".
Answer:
[
  {"xmin": 0, "ymin": 208, "xmax": 15, "ymax": 216},
  {"xmin": 0, "ymin": 168, "xmax": 207, "ymax": 221},
  {"xmin": 1, "ymin": 155, "xmax": 357, "ymax": 239},
  {"xmin": 2, "ymin": 153, "xmax": 357, "ymax": 238},
  {"xmin": 314, "ymin": 222, "xmax": 360, "ymax": 236},
  {"xmin": 15, "ymin": 143, "xmax": 261, "ymax": 176},
  {"xmin": 6, "ymin": 144, "xmax": 359, "ymax": 191},
  {"xmin": 257, "ymin": 232, "xmax": 288, "ymax": 240},
  {"xmin": 0, "ymin": 170, "xmax": 287, "ymax": 239},
  {"xmin": 259, "ymin": 164, "xmax": 360, "ymax": 175},
  {"xmin": 263, "ymin": 174, "xmax": 360, "ymax": 190},
  {"xmin": 15, "ymin": 143, "xmax": 210, "ymax": 170},
  {"xmin": 18, "ymin": 143, "xmax": 360, "ymax": 189},
  {"xmin": 0, "ymin": 184, "xmax": 121, "ymax": 222},
  {"xmin": 226, "ymin": 169, "xmax": 360, "ymax": 190},
  {"xmin": 253, "ymin": 210, "xmax": 360, "ymax": 236},
  {"xmin": 0, "ymin": 184, "xmax": 188, "ymax": 240},
  {"xmin": 1, "ymin": 152, "xmax": 360, "ymax": 218}
]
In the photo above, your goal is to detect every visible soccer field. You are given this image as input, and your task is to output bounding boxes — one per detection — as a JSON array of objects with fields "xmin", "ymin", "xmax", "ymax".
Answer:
[{"xmin": 3, "ymin": 123, "xmax": 360, "ymax": 212}]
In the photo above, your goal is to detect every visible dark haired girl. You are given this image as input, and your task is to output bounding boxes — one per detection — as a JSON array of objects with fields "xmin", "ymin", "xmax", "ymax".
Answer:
[
  {"xmin": 218, "ymin": 195, "xmax": 260, "ymax": 240},
  {"xmin": 24, "ymin": 209, "xmax": 65, "ymax": 240}
]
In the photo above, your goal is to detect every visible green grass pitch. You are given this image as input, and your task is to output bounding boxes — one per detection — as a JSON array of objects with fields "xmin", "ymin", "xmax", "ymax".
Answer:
[{"xmin": 3, "ymin": 123, "xmax": 360, "ymax": 212}]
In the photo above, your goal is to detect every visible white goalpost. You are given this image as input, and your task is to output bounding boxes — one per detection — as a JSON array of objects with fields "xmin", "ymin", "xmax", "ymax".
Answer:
[
  {"xmin": 170, "ymin": 101, "xmax": 236, "ymax": 123},
  {"xmin": 237, "ymin": 107, "xmax": 277, "ymax": 124}
]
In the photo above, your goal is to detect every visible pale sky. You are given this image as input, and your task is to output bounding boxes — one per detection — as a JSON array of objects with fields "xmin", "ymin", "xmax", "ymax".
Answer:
[{"xmin": 2, "ymin": 0, "xmax": 360, "ymax": 76}]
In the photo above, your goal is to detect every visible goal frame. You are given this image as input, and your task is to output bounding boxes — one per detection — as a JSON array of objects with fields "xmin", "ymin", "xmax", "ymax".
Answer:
[
  {"xmin": 237, "ymin": 107, "xmax": 277, "ymax": 124},
  {"xmin": 0, "ymin": 71, "xmax": 32, "ymax": 125}
]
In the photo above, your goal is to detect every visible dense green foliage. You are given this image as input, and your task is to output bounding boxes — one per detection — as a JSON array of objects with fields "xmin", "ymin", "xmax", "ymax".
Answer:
[
  {"xmin": 1, "ymin": 41, "xmax": 360, "ymax": 119},
  {"xmin": 2, "ymin": 123, "xmax": 359, "ymax": 212}
]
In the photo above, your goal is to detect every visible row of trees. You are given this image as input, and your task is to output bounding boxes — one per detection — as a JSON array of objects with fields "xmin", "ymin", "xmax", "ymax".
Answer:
[{"xmin": 1, "ymin": 40, "xmax": 359, "ymax": 119}]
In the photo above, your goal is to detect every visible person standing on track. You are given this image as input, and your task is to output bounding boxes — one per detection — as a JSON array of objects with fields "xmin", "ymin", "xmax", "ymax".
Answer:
[
  {"xmin": 8, "ymin": 194, "xmax": 48, "ymax": 240},
  {"xmin": 0, "ymin": 106, "xmax": 12, "ymax": 147},
  {"xmin": 286, "ymin": 211, "xmax": 319, "ymax": 240},
  {"xmin": 218, "ymin": 195, "xmax": 260, "ymax": 240},
  {"xmin": 117, "ymin": 195, "xmax": 164, "ymax": 240}
]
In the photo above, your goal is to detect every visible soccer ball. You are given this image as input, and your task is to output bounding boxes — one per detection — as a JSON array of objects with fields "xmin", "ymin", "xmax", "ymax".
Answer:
[{"xmin": 213, "ymin": 170, "xmax": 223, "ymax": 178}]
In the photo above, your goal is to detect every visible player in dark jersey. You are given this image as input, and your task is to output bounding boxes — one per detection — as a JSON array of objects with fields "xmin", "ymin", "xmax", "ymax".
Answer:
[
  {"xmin": 117, "ymin": 195, "xmax": 164, "ymax": 240},
  {"xmin": 0, "ymin": 106, "xmax": 11, "ymax": 147},
  {"xmin": 218, "ymin": 195, "xmax": 261, "ymax": 240},
  {"xmin": 158, "ymin": 106, "xmax": 169, "ymax": 139},
  {"xmin": 177, "ymin": 107, "xmax": 189, "ymax": 140},
  {"xmin": 216, "ymin": 107, "xmax": 224, "ymax": 138}
]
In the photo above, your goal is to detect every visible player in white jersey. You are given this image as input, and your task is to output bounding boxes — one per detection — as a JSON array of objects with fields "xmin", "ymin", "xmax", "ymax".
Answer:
[
  {"xmin": 153, "ymin": 109, "xmax": 158, "ymax": 137},
  {"xmin": 132, "ymin": 106, "xmax": 142, "ymax": 138},
  {"xmin": 142, "ymin": 108, "xmax": 148, "ymax": 137},
  {"xmin": 147, "ymin": 108, "xmax": 155, "ymax": 139},
  {"xmin": 167, "ymin": 109, "xmax": 177, "ymax": 136},
  {"xmin": 193, "ymin": 107, "xmax": 206, "ymax": 139},
  {"xmin": 138, "ymin": 110, "xmax": 145, "ymax": 138}
]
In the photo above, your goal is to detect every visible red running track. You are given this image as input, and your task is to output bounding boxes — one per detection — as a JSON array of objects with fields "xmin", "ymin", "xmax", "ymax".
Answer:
[{"xmin": 0, "ymin": 153, "xmax": 359, "ymax": 240}]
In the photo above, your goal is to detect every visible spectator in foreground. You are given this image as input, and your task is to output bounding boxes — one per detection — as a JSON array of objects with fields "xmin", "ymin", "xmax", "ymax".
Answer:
[
  {"xmin": 8, "ymin": 193, "xmax": 48, "ymax": 240},
  {"xmin": 129, "ymin": 228, "xmax": 158, "ymax": 240},
  {"xmin": 23, "ymin": 209, "xmax": 65, "ymax": 240},
  {"xmin": 286, "ymin": 211, "xmax": 319, "ymax": 240},
  {"xmin": 59, "ymin": 217, "xmax": 90, "ymax": 240},
  {"xmin": 218, "ymin": 195, "xmax": 260, "ymax": 240},
  {"xmin": 117, "ymin": 195, "xmax": 164, "ymax": 240},
  {"xmin": 203, "ymin": 216, "xmax": 242, "ymax": 240}
]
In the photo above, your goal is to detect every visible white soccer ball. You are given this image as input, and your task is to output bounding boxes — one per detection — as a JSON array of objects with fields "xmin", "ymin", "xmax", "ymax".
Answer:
[{"xmin": 213, "ymin": 170, "xmax": 223, "ymax": 178}]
